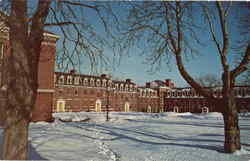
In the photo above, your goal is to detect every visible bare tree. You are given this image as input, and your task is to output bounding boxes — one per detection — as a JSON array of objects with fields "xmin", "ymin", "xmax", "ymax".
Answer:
[
  {"xmin": 0, "ymin": 0, "xmax": 118, "ymax": 159},
  {"xmin": 121, "ymin": 1, "xmax": 250, "ymax": 153}
]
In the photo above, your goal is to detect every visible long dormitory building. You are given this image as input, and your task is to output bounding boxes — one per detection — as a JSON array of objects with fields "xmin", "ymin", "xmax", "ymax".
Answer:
[{"xmin": 1, "ymin": 28, "xmax": 249, "ymax": 123}]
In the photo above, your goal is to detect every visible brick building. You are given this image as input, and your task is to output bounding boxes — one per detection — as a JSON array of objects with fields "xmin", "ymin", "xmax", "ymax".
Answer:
[
  {"xmin": 164, "ymin": 86, "xmax": 250, "ymax": 113},
  {"xmin": 0, "ymin": 26, "xmax": 59, "ymax": 122},
  {"xmin": 53, "ymin": 71, "xmax": 168, "ymax": 113},
  {"xmin": 1, "ymin": 27, "xmax": 250, "ymax": 123}
]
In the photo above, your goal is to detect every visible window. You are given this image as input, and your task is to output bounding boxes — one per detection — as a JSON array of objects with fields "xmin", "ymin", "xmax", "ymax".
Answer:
[
  {"xmin": 115, "ymin": 83, "xmax": 119, "ymax": 90},
  {"xmin": 90, "ymin": 78, "xmax": 95, "ymax": 86},
  {"xmin": 67, "ymin": 76, "xmax": 73, "ymax": 84},
  {"xmin": 59, "ymin": 75, "xmax": 64, "ymax": 84},
  {"xmin": 108, "ymin": 80, "xmax": 112, "ymax": 87},
  {"xmin": 125, "ymin": 84, "xmax": 128, "ymax": 91},
  {"xmin": 102, "ymin": 79, "xmax": 107, "ymax": 87},
  {"xmin": 75, "ymin": 89, "xmax": 78, "ymax": 96},
  {"xmin": 74, "ymin": 77, "xmax": 80, "ymax": 85},
  {"xmin": 120, "ymin": 84, "xmax": 124, "ymax": 91},
  {"xmin": 96, "ymin": 79, "xmax": 101, "ymax": 86},
  {"xmin": 129, "ymin": 84, "xmax": 133, "ymax": 91},
  {"xmin": 84, "ymin": 78, "xmax": 88, "ymax": 86}
]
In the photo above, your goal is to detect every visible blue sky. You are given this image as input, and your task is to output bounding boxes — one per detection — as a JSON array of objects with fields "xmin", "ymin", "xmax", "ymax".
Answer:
[{"xmin": 49, "ymin": 1, "xmax": 247, "ymax": 87}]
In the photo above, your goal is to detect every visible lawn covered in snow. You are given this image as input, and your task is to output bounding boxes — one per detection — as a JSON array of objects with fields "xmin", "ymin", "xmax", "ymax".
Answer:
[{"xmin": 0, "ymin": 112, "xmax": 250, "ymax": 161}]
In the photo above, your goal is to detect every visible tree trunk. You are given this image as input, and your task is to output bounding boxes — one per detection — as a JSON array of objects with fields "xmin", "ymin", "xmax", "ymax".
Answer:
[
  {"xmin": 3, "ymin": 112, "xmax": 29, "ymax": 160},
  {"xmin": 222, "ymin": 97, "xmax": 241, "ymax": 153}
]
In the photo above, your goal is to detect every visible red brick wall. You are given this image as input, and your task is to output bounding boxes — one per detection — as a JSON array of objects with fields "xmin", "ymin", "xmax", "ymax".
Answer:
[
  {"xmin": 32, "ymin": 92, "xmax": 53, "ymax": 122},
  {"xmin": 32, "ymin": 40, "xmax": 57, "ymax": 122},
  {"xmin": 53, "ymin": 85, "xmax": 144, "ymax": 113},
  {"xmin": 37, "ymin": 42, "xmax": 56, "ymax": 89}
]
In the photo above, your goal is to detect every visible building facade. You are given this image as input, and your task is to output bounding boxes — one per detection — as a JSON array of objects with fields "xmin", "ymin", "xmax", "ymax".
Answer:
[
  {"xmin": 0, "ymin": 26, "xmax": 59, "ymax": 122},
  {"xmin": 1, "ymin": 27, "xmax": 250, "ymax": 124},
  {"xmin": 53, "ymin": 71, "xmax": 166, "ymax": 113},
  {"xmin": 164, "ymin": 86, "xmax": 250, "ymax": 113},
  {"xmin": 53, "ymin": 73, "xmax": 250, "ymax": 114}
]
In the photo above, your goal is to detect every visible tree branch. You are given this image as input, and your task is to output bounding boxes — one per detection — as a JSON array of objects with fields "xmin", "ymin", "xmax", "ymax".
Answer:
[
  {"xmin": 44, "ymin": 21, "xmax": 80, "ymax": 27},
  {"xmin": 231, "ymin": 43, "xmax": 250, "ymax": 78},
  {"xmin": 216, "ymin": 1, "xmax": 229, "ymax": 72},
  {"xmin": 203, "ymin": 5, "xmax": 222, "ymax": 55},
  {"xmin": 58, "ymin": 0, "xmax": 98, "ymax": 11}
]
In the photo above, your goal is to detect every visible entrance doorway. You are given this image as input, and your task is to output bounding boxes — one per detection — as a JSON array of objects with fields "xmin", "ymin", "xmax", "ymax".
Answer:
[
  {"xmin": 124, "ymin": 102, "xmax": 130, "ymax": 112},
  {"xmin": 95, "ymin": 99, "xmax": 102, "ymax": 112},
  {"xmin": 57, "ymin": 99, "xmax": 65, "ymax": 112}
]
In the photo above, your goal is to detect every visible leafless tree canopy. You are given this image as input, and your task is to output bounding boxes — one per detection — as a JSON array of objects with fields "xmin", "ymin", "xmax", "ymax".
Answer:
[
  {"xmin": 0, "ymin": 0, "xmax": 120, "ymax": 159},
  {"xmin": 0, "ymin": 0, "xmax": 120, "ymax": 74},
  {"xmin": 120, "ymin": 1, "xmax": 250, "ymax": 153}
]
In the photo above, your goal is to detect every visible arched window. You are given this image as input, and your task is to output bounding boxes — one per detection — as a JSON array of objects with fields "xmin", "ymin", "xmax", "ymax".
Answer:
[
  {"xmin": 59, "ymin": 75, "xmax": 64, "ymax": 84},
  {"xmin": 95, "ymin": 99, "xmax": 102, "ymax": 112},
  {"xmin": 102, "ymin": 79, "xmax": 107, "ymax": 87},
  {"xmin": 129, "ymin": 84, "xmax": 133, "ymax": 91},
  {"xmin": 90, "ymin": 78, "xmax": 95, "ymax": 86},
  {"xmin": 125, "ymin": 84, "xmax": 129, "ymax": 91},
  {"xmin": 84, "ymin": 78, "xmax": 88, "ymax": 86},
  {"xmin": 124, "ymin": 102, "xmax": 130, "ymax": 112},
  {"xmin": 147, "ymin": 106, "xmax": 152, "ymax": 113},
  {"xmin": 96, "ymin": 79, "xmax": 101, "ymax": 87},
  {"xmin": 74, "ymin": 76, "xmax": 80, "ymax": 85},
  {"xmin": 115, "ymin": 83, "xmax": 119, "ymax": 90},
  {"xmin": 120, "ymin": 84, "xmax": 124, "ymax": 91},
  {"xmin": 67, "ymin": 76, "xmax": 73, "ymax": 84},
  {"xmin": 108, "ymin": 80, "xmax": 112, "ymax": 87},
  {"xmin": 173, "ymin": 106, "xmax": 179, "ymax": 113}
]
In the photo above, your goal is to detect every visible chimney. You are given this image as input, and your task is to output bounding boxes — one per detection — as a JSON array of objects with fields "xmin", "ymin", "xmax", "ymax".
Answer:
[
  {"xmin": 101, "ymin": 74, "xmax": 107, "ymax": 78},
  {"xmin": 70, "ymin": 69, "xmax": 76, "ymax": 74},
  {"xmin": 165, "ymin": 79, "xmax": 171, "ymax": 87},
  {"xmin": 126, "ymin": 79, "xmax": 131, "ymax": 83}
]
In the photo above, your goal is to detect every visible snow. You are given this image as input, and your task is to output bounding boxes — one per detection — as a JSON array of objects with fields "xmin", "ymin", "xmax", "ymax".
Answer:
[{"xmin": 1, "ymin": 112, "xmax": 250, "ymax": 161}]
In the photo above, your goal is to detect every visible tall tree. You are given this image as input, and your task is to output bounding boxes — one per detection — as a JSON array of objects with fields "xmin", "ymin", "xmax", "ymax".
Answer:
[
  {"xmin": 0, "ymin": 0, "xmax": 117, "ymax": 159},
  {"xmin": 121, "ymin": 1, "xmax": 250, "ymax": 153}
]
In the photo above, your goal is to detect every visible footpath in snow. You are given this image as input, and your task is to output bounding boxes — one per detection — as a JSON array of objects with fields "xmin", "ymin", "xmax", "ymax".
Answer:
[{"xmin": 0, "ymin": 112, "xmax": 250, "ymax": 161}]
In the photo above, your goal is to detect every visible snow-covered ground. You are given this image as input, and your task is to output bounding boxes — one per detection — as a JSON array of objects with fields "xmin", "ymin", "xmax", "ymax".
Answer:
[{"xmin": 0, "ymin": 112, "xmax": 250, "ymax": 161}]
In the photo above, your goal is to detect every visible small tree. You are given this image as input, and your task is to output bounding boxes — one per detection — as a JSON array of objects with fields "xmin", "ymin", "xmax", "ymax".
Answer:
[{"xmin": 121, "ymin": 1, "xmax": 250, "ymax": 153}]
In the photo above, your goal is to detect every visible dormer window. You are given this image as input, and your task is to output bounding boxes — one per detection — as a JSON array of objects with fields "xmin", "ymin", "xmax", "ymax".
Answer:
[
  {"xmin": 120, "ymin": 84, "xmax": 124, "ymax": 91},
  {"xmin": 84, "ymin": 78, "xmax": 88, "ymax": 86},
  {"xmin": 125, "ymin": 84, "xmax": 128, "ymax": 91},
  {"xmin": 90, "ymin": 78, "xmax": 95, "ymax": 86},
  {"xmin": 129, "ymin": 84, "xmax": 133, "ymax": 91},
  {"xmin": 59, "ymin": 75, "xmax": 64, "ymax": 84},
  {"xmin": 102, "ymin": 79, "xmax": 107, "ymax": 87},
  {"xmin": 67, "ymin": 76, "xmax": 73, "ymax": 84},
  {"xmin": 108, "ymin": 80, "xmax": 112, "ymax": 87},
  {"xmin": 96, "ymin": 79, "xmax": 101, "ymax": 87},
  {"xmin": 74, "ymin": 76, "xmax": 80, "ymax": 85},
  {"xmin": 115, "ymin": 83, "xmax": 119, "ymax": 90}
]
